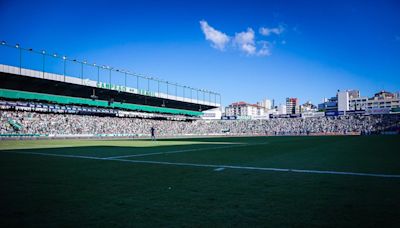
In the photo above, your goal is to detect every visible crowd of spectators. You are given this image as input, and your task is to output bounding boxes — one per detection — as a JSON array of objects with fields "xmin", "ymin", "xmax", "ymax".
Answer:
[{"xmin": 1, "ymin": 110, "xmax": 399, "ymax": 137}]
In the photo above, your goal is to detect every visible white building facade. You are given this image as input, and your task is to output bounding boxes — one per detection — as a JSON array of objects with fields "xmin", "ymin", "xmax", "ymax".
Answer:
[
  {"xmin": 201, "ymin": 108, "xmax": 223, "ymax": 120},
  {"xmin": 338, "ymin": 90, "xmax": 400, "ymax": 113},
  {"xmin": 257, "ymin": 99, "xmax": 272, "ymax": 110},
  {"xmin": 225, "ymin": 101, "xmax": 265, "ymax": 118}
]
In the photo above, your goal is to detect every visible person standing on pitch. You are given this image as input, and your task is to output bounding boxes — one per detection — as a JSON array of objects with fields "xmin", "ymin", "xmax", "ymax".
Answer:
[{"xmin": 151, "ymin": 126, "xmax": 156, "ymax": 141}]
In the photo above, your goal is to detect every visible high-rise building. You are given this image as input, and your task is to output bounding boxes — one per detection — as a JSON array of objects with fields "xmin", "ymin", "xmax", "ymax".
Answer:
[
  {"xmin": 257, "ymin": 99, "xmax": 272, "ymax": 110},
  {"xmin": 338, "ymin": 90, "xmax": 360, "ymax": 112},
  {"xmin": 286, "ymin": 98, "xmax": 299, "ymax": 114},
  {"xmin": 337, "ymin": 90, "xmax": 350, "ymax": 112}
]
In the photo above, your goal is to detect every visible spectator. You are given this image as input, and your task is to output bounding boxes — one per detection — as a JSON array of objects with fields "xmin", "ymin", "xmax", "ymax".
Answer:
[{"xmin": 1, "ymin": 110, "xmax": 399, "ymax": 136}]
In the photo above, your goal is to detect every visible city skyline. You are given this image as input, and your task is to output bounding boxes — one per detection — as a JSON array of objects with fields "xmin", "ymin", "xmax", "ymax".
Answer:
[{"xmin": 1, "ymin": 0, "xmax": 399, "ymax": 106}]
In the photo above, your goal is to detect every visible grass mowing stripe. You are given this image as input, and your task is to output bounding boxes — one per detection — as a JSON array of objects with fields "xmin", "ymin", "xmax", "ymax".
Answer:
[
  {"xmin": 103, "ymin": 142, "xmax": 270, "ymax": 159},
  {"xmin": 3, "ymin": 150, "xmax": 400, "ymax": 179},
  {"xmin": 8, "ymin": 151, "xmax": 106, "ymax": 160}
]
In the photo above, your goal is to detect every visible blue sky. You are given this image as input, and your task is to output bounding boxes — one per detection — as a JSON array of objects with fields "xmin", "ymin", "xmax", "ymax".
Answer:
[{"xmin": 0, "ymin": 0, "xmax": 399, "ymax": 106}]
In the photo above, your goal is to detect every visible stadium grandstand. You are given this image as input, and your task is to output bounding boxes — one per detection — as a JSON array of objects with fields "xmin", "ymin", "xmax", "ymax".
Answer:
[
  {"xmin": 1, "ymin": 41, "xmax": 400, "ymax": 139},
  {"xmin": 0, "ymin": 41, "xmax": 223, "ymax": 138},
  {"xmin": 2, "ymin": 3, "xmax": 400, "ymax": 227}
]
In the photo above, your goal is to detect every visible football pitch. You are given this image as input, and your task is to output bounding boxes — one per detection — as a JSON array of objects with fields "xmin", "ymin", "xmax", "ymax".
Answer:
[{"xmin": 1, "ymin": 135, "xmax": 400, "ymax": 227}]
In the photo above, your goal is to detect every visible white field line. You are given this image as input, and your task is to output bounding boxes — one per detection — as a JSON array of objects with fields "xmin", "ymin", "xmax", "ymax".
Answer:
[
  {"xmin": 9, "ymin": 151, "xmax": 107, "ymax": 160},
  {"xmin": 103, "ymin": 142, "xmax": 269, "ymax": 159},
  {"xmin": 214, "ymin": 167, "xmax": 225, "ymax": 172},
  {"xmin": 3, "ymin": 150, "xmax": 400, "ymax": 179}
]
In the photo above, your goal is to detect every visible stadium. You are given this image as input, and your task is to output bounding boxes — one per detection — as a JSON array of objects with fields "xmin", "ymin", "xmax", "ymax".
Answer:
[
  {"xmin": 1, "ymin": 40, "xmax": 400, "ymax": 227},
  {"xmin": 1, "ymin": 1, "xmax": 400, "ymax": 227}
]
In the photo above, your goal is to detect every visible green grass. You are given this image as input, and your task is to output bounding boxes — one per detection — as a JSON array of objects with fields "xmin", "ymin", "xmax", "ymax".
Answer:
[{"xmin": 1, "ymin": 136, "xmax": 400, "ymax": 227}]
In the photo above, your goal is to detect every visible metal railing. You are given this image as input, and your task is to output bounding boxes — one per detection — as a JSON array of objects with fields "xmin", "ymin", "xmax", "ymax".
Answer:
[{"xmin": 0, "ymin": 41, "xmax": 221, "ymax": 107}]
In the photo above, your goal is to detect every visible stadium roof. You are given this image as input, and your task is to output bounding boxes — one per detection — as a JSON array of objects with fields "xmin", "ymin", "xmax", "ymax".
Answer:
[{"xmin": 0, "ymin": 41, "xmax": 221, "ymax": 113}]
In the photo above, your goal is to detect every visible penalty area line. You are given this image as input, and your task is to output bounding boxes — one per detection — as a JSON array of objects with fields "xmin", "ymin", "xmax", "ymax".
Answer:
[
  {"xmin": 107, "ymin": 158, "xmax": 400, "ymax": 178},
  {"xmin": 3, "ymin": 150, "xmax": 400, "ymax": 179},
  {"xmin": 103, "ymin": 142, "xmax": 270, "ymax": 159}
]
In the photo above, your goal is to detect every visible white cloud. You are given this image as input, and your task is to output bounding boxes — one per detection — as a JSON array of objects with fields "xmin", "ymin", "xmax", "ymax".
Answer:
[
  {"xmin": 257, "ymin": 41, "xmax": 271, "ymax": 56},
  {"xmin": 233, "ymin": 28, "xmax": 272, "ymax": 56},
  {"xmin": 199, "ymin": 20, "xmax": 284, "ymax": 57},
  {"xmin": 259, "ymin": 25, "xmax": 285, "ymax": 36},
  {"xmin": 199, "ymin": 20, "xmax": 230, "ymax": 50},
  {"xmin": 233, "ymin": 28, "xmax": 257, "ymax": 55}
]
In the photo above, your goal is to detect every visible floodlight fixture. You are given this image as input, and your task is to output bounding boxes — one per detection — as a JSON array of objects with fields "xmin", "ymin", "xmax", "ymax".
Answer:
[{"xmin": 1, "ymin": 41, "xmax": 6, "ymax": 45}]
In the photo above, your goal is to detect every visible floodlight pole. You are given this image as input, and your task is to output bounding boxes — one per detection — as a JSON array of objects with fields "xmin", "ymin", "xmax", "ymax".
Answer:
[
  {"xmin": 109, "ymin": 68, "xmax": 112, "ymax": 89},
  {"xmin": 124, "ymin": 72, "xmax": 127, "ymax": 91},
  {"xmin": 19, "ymin": 47, "xmax": 22, "ymax": 74},
  {"xmin": 63, "ymin": 57, "xmax": 66, "ymax": 82},
  {"xmin": 166, "ymin": 82, "xmax": 169, "ymax": 99},
  {"xmin": 18, "ymin": 46, "xmax": 22, "ymax": 75},
  {"xmin": 81, "ymin": 62, "xmax": 84, "ymax": 83},
  {"xmin": 147, "ymin": 78, "xmax": 150, "ymax": 92},
  {"xmin": 157, "ymin": 80, "xmax": 160, "ymax": 96},
  {"xmin": 136, "ymin": 75, "xmax": 139, "ymax": 91},
  {"xmin": 42, "ymin": 52, "xmax": 45, "ymax": 79},
  {"xmin": 97, "ymin": 66, "xmax": 100, "ymax": 85}
]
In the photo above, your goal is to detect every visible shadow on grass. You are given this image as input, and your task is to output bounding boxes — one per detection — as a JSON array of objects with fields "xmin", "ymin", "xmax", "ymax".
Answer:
[{"xmin": 0, "ymin": 141, "xmax": 251, "ymax": 158}]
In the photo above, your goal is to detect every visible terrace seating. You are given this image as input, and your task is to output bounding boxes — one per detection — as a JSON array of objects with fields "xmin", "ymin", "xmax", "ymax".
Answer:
[{"xmin": 1, "ymin": 110, "xmax": 399, "ymax": 137}]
